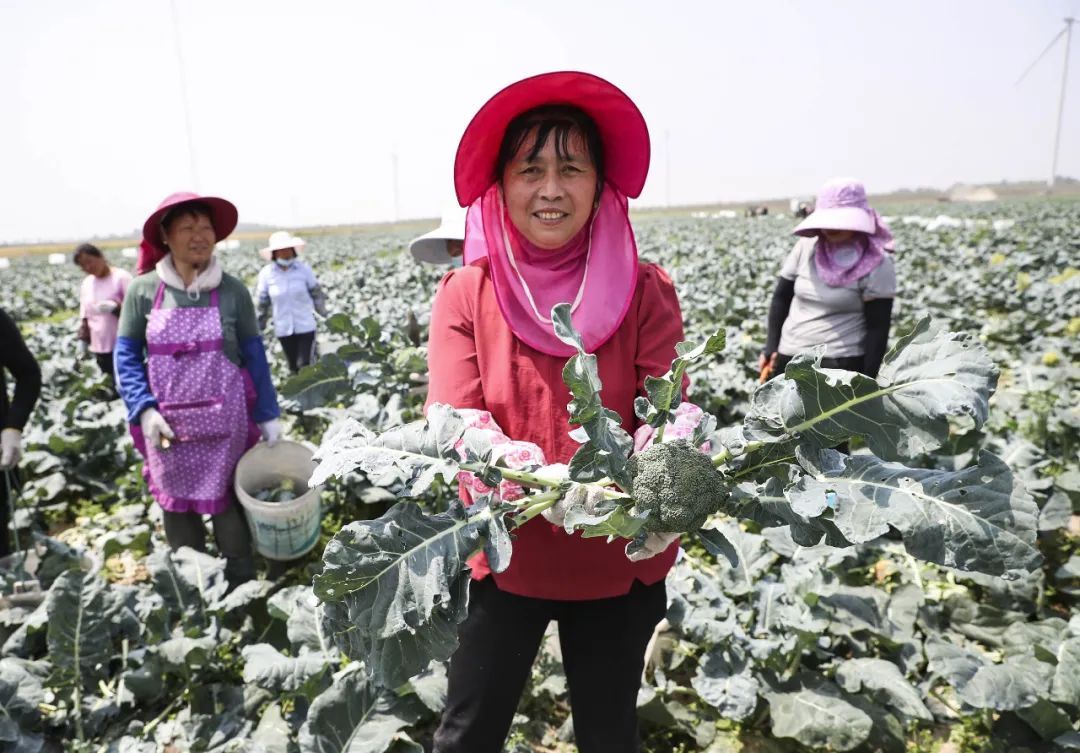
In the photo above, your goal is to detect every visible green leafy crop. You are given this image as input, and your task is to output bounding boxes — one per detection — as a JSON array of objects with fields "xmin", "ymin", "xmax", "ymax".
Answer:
[{"xmin": 627, "ymin": 439, "xmax": 728, "ymax": 533}]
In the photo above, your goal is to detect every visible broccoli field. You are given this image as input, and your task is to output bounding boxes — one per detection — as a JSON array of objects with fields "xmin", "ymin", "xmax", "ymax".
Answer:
[{"xmin": 0, "ymin": 198, "xmax": 1078, "ymax": 753}]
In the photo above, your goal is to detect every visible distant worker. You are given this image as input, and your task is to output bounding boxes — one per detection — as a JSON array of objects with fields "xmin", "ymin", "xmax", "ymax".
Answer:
[
  {"xmin": 116, "ymin": 191, "xmax": 282, "ymax": 588},
  {"xmin": 760, "ymin": 177, "xmax": 896, "ymax": 382},
  {"xmin": 74, "ymin": 243, "xmax": 133, "ymax": 389},
  {"xmin": 0, "ymin": 308, "xmax": 42, "ymax": 557},
  {"xmin": 255, "ymin": 231, "xmax": 328, "ymax": 374},
  {"xmin": 134, "ymin": 238, "xmax": 165, "ymax": 276},
  {"xmin": 409, "ymin": 207, "xmax": 468, "ymax": 267}
]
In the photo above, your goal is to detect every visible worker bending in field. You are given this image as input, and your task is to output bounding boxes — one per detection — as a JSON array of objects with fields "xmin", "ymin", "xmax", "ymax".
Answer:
[
  {"xmin": 255, "ymin": 231, "xmax": 328, "ymax": 374},
  {"xmin": 408, "ymin": 207, "xmax": 467, "ymax": 267},
  {"xmin": 74, "ymin": 243, "xmax": 132, "ymax": 392},
  {"xmin": 760, "ymin": 177, "xmax": 897, "ymax": 381},
  {"xmin": 0, "ymin": 308, "xmax": 42, "ymax": 558},
  {"xmin": 115, "ymin": 192, "xmax": 283, "ymax": 588},
  {"xmin": 427, "ymin": 72, "xmax": 687, "ymax": 753}
]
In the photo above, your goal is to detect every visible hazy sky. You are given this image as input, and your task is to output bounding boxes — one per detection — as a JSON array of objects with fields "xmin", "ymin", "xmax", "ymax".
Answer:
[{"xmin": 2, "ymin": 0, "xmax": 1078, "ymax": 243}]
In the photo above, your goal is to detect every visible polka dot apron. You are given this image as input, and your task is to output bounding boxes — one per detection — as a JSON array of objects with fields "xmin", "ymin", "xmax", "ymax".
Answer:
[{"xmin": 135, "ymin": 283, "xmax": 257, "ymax": 514}]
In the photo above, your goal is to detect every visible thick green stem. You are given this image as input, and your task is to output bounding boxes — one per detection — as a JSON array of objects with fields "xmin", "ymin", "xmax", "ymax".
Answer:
[
  {"xmin": 143, "ymin": 696, "xmax": 183, "ymax": 737},
  {"xmin": 459, "ymin": 462, "xmax": 630, "ymax": 502},
  {"xmin": 710, "ymin": 440, "xmax": 764, "ymax": 467},
  {"xmin": 457, "ymin": 462, "xmax": 565, "ymax": 490},
  {"xmin": 511, "ymin": 490, "xmax": 563, "ymax": 526}
]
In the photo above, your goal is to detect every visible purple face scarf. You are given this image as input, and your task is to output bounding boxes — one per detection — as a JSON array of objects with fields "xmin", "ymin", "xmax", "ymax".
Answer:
[{"xmin": 813, "ymin": 210, "xmax": 895, "ymax": 287}]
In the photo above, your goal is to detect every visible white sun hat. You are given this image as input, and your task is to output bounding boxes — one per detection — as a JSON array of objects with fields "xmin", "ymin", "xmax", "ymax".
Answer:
[
  {"xmin": 259, "ymin": 230, "xmax": 307, "ymax": 262},
  {"xmin": 409, "ymin": 207, "xmax": 468, "ymax": 265}
]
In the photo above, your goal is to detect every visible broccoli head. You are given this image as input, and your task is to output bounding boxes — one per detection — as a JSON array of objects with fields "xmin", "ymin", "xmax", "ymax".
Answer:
[{"xmin": 626, "ymin": 439, "xmax": 727, "ymax": 533}]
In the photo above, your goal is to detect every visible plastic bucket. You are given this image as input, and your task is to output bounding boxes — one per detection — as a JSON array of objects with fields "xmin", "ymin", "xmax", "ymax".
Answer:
[{"xmin": 234, "ymin": 440, "xmax": 323, "ymax": 561}]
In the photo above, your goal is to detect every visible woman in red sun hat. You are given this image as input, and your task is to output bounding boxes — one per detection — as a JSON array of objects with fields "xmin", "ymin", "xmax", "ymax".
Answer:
[
  {"xmin": 114, "ymin": 192, "xmax": 282, "ymax": 588},
  {"xmin": 427, "ymin": 72, "xmax": 687, "ymax": 753}
]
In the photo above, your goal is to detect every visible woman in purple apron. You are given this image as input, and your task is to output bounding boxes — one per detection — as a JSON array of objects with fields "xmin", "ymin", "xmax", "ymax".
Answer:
[{"xmin": 115, "ymin": 192, "xmax": 283, "ymax": 587}]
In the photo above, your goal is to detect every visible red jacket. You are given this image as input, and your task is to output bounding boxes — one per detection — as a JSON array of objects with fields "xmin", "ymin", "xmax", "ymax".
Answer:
[{"xmin": 426, "ymin": 258, "xmax": 685, "ymax": 600}]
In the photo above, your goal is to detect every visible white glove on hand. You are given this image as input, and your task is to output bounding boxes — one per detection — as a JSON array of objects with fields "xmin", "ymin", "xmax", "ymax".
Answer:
[
  {"xmin": 140, "ymin": 408, "xmax": 174, "ymax": 449},
  {"xmin": 0, "ymin": 429, "xmax": 22, "ymax": 469},
  {"xmin": 541, "ymin": 484, "xmax": 607, "ymax": 530},
  {"xmin": 627, "ymin": 532, "xmax": 681, "ymax": 562},
  {"xmin": 94, "ymin": 300, "xmax": 119, "ymax": 314},
  {"xmin": 258, "ymin": 419, "xmax": 282, "ymax": 446}
]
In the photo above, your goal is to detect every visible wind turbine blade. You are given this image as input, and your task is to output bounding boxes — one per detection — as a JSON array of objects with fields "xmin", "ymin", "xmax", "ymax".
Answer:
[{"xmin": 1016, "ymin": 26, "xmax": 1068, "ymax": 86}]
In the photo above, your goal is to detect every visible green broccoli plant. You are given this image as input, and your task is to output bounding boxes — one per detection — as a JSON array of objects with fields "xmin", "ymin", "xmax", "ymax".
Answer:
[
  {"xmin": 627, "ymin": 440, "xmax": 729, "ymax": 533},
  {"xmin": 310, "ymin": 304, "xmax": 1041, "ymax": 689}
]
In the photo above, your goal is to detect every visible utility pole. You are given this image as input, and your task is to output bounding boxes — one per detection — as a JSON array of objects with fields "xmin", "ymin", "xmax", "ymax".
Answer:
[
  {"xmin": 1050, "ymin": 18, "xmax": 1075, "ymax": 189},
  {"xmin": 391, "ymin": 150, "xmax": 400, "ymax": 222},
  {"xmin": 170, "ymin": 0, "xmax": 199, "ymax": 189}
]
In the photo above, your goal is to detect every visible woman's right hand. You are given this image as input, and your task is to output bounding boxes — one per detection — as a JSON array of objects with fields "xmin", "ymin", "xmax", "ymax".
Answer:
[{"xmin": 758, "ymin": 352, "xmax": 778, "ymax": 383}]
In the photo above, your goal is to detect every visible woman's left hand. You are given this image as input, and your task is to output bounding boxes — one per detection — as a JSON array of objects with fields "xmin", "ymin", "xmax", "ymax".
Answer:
[
  {"xmin": 258, "ymin": 419, "xmax": 282, "ymax": 446},
  {"xmin": 627, "ymin": 532, "xmax": 680, "ymax": 561}
]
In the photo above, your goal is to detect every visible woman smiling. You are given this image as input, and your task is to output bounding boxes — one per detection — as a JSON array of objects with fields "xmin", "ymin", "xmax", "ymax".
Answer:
[{"xmin": 427, "ymin": 72, "xmax": 685, "ymax": 753}]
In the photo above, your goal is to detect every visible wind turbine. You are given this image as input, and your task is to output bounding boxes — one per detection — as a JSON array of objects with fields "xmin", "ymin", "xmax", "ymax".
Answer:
[{"xmin": 1016, "ymin": 16, "xmax": 1075, "ymax": 189}]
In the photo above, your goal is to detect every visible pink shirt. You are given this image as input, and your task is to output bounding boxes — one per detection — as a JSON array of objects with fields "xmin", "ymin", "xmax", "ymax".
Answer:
[
  {"xmin": 426, "ymin": 258, "xmax": 685, "ymax": 601},
  {"xmin": 80, "ymin": 268, "xmax": 133, "ymax": 353}
]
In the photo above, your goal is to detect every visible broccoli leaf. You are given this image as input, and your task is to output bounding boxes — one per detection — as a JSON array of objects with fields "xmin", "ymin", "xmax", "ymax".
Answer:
[
  {"xmin": 765, "ymin": 679, "xmax": 872, "ymax": 751},
  {"xmin": 298, "ymin": 666, "xmax": 426, "ymax": 753},
  {"xmin": 834, "ymin": 658, "xmax": 932, "ymax": 720},
  {"xmin": 280, "ymin": 353, "xmax": 352, "ymax": 410},
  {"xmin": 927, "ymin": 639, "xmax": 1054, "ymax": 710},
  {"xmin": 695, "ymin": 525, "xmax": 740, "ymax": 568},
  {"xmin": 1051, "ymin": 637, "xmax": 1080, "ymax": 706},
  {"xmin": 636, "ymin": 330, "xmax": 725, "ymax": 433},
  {"xmin": 315, "ymin": 501, "xmax": 492, "ymax": 687},
  {"xmin": 691, "ymin": 646, "xmax": 759, "ymax": 720},
  {"xmin": 241, "ymin": 643, "xmax": 331, "ymax": 695},
  {"xmin": 552, "ymin": 303, "xmax": 633, "ymax": 488},
  {"xmin": 790, "ymin": 448, "xmax": 1041, "ymax": 578},
  {"xmin": 745, "ymin": 317, "xmax": 998, "ymax": 462},
  {"xmin": 311, "ymin": 407, "xmax": 464, "ymax": 493},
  {"xmin": 46, "ymin": 570, "xmax": 115, "ymax": 690}
]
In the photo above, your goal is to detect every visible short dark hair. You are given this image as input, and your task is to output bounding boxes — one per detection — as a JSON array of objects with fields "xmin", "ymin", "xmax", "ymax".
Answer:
[
  {"xmin": 161, "ymin": 201, "xmax": 213, "ymax": 234},
  {"xmin": 73, "ymin": 243, "xmax": 103, "ymax": 265},
  {"xmin": 495, "ymin": 105, "xmax": 605, "ymax": 187}
]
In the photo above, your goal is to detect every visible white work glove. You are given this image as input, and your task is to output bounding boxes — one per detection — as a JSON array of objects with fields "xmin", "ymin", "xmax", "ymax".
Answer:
[
  {"xmin": 542, "ymin": 484, "xmax": 608, "ymax": 530},
  {"xmin": 94, "ymin": 300, "xmax": 120, "ymax": 314},
  {"xmin": 140, "ymin": 408, "xmax": 175, "ymax": 449},
  {"xmin": 627, "ymin": 532, "xmax": 681, "ymax": 562},
  {"xmin": 0, "ymin": 429, "xmax": 22, "ymax": 469},
  {"xmin": 258, "ymin": 419, "xmax": 282, "ymax": 446}
]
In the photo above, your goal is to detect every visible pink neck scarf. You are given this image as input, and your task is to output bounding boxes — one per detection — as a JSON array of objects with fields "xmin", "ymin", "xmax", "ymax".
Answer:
[
  {"xmin": 813, "ymin": 210, "xmax": 895, "ymax": 287},
  {"xmin": 467, "ymin": 182, "xmax": 639, "ymax": 356}
]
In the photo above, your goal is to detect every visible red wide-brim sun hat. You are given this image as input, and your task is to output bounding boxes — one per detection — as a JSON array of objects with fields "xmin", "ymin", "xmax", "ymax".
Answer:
[
  {"xmin": 142, "ymin": 191, "xmax": 239, "ymax": 252},
  {"xmin": 454, "ymin": 71, "xmax": 651, "ymax": 206}
]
